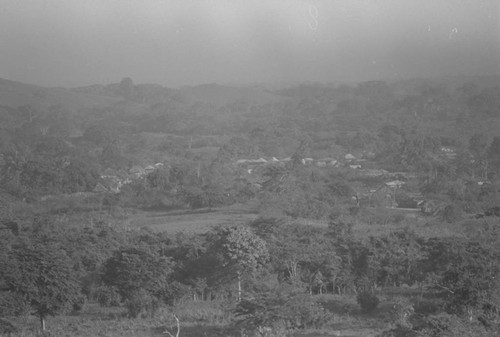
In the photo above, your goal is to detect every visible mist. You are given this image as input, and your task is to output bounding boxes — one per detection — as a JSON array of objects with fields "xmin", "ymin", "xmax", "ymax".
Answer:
[{"xmin": 0, "ymin": 0, "xmax": 499, "ymax": 87}]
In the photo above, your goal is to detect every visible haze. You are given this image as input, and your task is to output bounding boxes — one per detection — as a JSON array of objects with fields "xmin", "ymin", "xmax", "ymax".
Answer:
[{"xmin": 0, "ymin": 0, "xmax": 499, "ymax": 87}]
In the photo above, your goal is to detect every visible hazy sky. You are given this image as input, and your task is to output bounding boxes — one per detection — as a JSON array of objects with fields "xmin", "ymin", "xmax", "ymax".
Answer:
[{"xmin": 0, "ymin": 0, "xmax": 499, "ymax": 87}]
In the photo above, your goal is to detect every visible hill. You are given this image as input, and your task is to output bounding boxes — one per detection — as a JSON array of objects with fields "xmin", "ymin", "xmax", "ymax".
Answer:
[{"xmin": 0, "ymin": 77, "xmax": 120, "ymax": 110}]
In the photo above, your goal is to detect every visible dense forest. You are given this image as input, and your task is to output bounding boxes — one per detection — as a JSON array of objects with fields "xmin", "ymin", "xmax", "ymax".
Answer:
[{"xmin": 1, "ymin": 75, "xmax": 500, "ymax": 337}]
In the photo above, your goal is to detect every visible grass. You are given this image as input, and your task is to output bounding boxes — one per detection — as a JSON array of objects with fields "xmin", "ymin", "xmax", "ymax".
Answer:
[
  {"xmin": 123, "ymin": 203, "xmax": 260, "ymax": 234},
  {"xmin": 2, "ymin": 290, "xmax": 444, "ymax": 337},
  {"xmin": 4, "ymin": 302, "xmax": 238, "ymax": 337}
]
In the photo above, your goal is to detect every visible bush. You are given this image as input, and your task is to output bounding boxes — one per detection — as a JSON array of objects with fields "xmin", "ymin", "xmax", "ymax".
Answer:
[
  {"xmin": 413, "ymin": 299, "xmax": 441, "ymax": 315},
  {"xmin": 124, "ymin": 289, "xmax": 160, "ymax": 318},
  {"xmin": 236, "ymin": 287, "xmax": 334, "ymax": 330},
  {"xmin": 72, "ymin": 294, "xmax": 88, "ymax": 312},
  {"xmin": 391, "ymin": 297, "xmax": 415, "ymax": 329},
  {"xmin": 0, "ymin": 319, "xmax": 17, "ymax": 335},
  {"xmin": 377, "ymin": 326, "xmax": 419, "ymax": 337},
  {"xmin": 95, "ymin": 286, "xmax": 121, "ymax": 307},
  {"xmin": 418, "ymin": 313, "xmax": 497, "ymax": 337},
  {"xmin": 0, "ymin": 291, "xmax": 31, "ymax": 317},
  {"xmin": 357, "ymin": 291, "xmax": 380, "ymax": 313}
]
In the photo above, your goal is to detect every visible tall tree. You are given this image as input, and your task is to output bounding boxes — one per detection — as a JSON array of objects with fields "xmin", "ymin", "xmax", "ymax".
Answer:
[
  {"xmin": 102, "ymin": 247, "xmax": 174, "ymax": 303},
  {"xmin": 119, "ymin": 77, "xmax": 135, "ymax": 100},
  {"xmin": 469, "ymin": 133, "xmax": 489, "ymax": 179},
  {"xmin": 1, "ymin": 244, "xmax": 80, "ymax": 330},
  {"xmin": 212, "ymin": 225, "xmax": 269, "ymax": 301},
  {"xmin": 487, "ymin": 136, "xmax": 500, "ymax": 175}
]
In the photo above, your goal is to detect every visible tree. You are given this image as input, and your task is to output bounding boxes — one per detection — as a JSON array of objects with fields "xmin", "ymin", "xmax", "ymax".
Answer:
[
  {"xmin": 102, "ymin": 247, "xmax": 174, "ymax": 308},
  {"xmin": 367, "ymin": 230, "xmax": 427, "ymax": 287},
  {"xmin": 212, "ymin": 225, "xmax": 269, "ymax": 301},
  {"xmin": 1, "ymin": 244, "xmax": 80, "ymax": 330},
  {"xmin": 62, "ymin": 159, "xmax": 100, "ymax": 193},
  {"xmin": 469, "ymin": 133, "xmax": 489, "ymax": 179},
  {"xmin": 425, "ymin": 238, "xmax": 500, "ymax": 319},
  {"xmin": 487, "ymin": 136, "xmax": 500, "ymax": 174},
  {"xmin": 19, "ymin": 158, "xmax": 63, "ymax": 196},
  {"xmin": 119, "ymin": 77, "xmax": 135, "ymax": 100},
  {"xmin": 147, "ymin": 168, "xmax": 171, "ymax": 191},
  {"xmin": 83, "ymin": 124, "xmax": 118, "ymax": 147}
]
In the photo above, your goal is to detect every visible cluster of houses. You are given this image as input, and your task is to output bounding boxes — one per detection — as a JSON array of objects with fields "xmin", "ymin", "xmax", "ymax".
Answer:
[
  {"xmin": 235, "ymin": 153, "xmax": 367, "ymax": 170},
  {"xmin": 94, "ymin": 162, "xmax": 166, "ymax": 193}
]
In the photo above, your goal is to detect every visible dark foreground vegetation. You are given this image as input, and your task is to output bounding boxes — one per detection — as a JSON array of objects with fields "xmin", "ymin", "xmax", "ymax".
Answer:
[{"xmin": 1, "ymin": 75, "xmax": 500, "ymax": 336}]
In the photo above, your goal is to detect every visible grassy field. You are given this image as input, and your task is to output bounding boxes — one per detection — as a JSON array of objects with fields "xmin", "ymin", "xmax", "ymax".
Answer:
[
  {"xmin": 123, "ymin": 203, "xmax": 260, "ymax": 234},
  {"xmin": 120, "ymin": 202, "xmax": 467, "ymax": 240}
]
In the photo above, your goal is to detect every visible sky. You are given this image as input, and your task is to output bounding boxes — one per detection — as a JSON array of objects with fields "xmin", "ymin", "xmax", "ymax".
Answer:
[{"xmin": 0, "ymin": 0, "xmax": 499, "ymax": 87}]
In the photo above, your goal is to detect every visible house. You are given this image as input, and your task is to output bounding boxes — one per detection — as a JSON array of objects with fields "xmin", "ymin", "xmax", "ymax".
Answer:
[
  {"xmin": 359, "ymin": 169, "xmax": 389, "ymax": 177},
  {"xmin": 236, "ymin": 158, "xmax": 268, "ymax": 166},
  {"xmin": 363, "ymin": 151, "xmax": 376, "ymax": 159},
  {"xmin": 345, "ymin": 153, "xmax": 356, "ymax": 161},
  {"xmin": 385, "ymin": 180, "xmax": 405, "ymax": 188},
  {"xmin": 93, "ymin": 183, "xmax": 109, "ymax": 193},
  {"xmin": 129, "ymin": 165, "xmax": 146, "ymax": 178},
  {"xmin": 236, "ymin": 159, "xmax": 250, "ymax": 165},
  {"xmin": 440, "ymin": 147, "xmax": 457, "ymax": 160},
  {"xmin": 316, "ymin": 158, "xmax": 338, "ymax": 167},
  {"xmin": 145, "ymin": 165, "xmax": 155, "ymax": 173},
  {"xmin": 100, "ymin": 175, "xmax": 123, "ymax": 193},
  {"xmin": 370, "ymin": 185, "xmax": 397, "ymax": 208},
  {"xmin": 301, "ymin": 158, "xmax": 314, "ymax": 165},
  {"xmin": 420, "ymin": 200, "xmax": 440, "ymax": 215},
  {"xmin": 349, "ymin": 164, "xmax": 362, "ymax": 169},
  {"xmin": 396, "ymin": 192, "xmax": 424, "ymax": 209}
]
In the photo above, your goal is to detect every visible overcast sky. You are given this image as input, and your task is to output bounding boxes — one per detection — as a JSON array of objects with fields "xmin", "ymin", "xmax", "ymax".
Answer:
[{"xmin": 0, "ymin": 0, "xmax": 499, "ymax": 87}]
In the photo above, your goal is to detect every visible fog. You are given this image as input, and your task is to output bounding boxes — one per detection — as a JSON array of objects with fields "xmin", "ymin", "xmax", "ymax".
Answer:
[{"xmin": 0, "ymin": 0, "xmax": 499, "ymax": 87}]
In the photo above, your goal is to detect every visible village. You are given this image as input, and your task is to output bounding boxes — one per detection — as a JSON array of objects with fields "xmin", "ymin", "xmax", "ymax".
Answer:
[{"xmin": 75, "ymin": 144, "xmax": 495, "ymax": 220}]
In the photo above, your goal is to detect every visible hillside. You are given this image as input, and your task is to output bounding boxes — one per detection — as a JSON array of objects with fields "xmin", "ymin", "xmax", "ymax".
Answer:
[
  {"xmin": 2, "ymin": 75, "xmax": 500, "ymax": 337},
  {"xmin": 0, "ymin": 77, "xmax": 120, "ymax": 110}
]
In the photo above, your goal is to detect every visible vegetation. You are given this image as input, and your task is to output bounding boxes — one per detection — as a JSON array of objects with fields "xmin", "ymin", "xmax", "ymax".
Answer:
[{"xmin": 1, "ymin": 75, "xmax": 500, "ymax": 336}]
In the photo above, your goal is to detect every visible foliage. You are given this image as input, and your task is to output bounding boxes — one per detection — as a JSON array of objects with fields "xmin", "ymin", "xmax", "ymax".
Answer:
[
  {"xmin": 211, "ymin": 225, "xmax": 269, "ymax": 301},
  {"xmin": 356, "ymin": 291, "xmax": 380, "ymax": 313},
  {"xmin": 101, "ymin": 247, "xmax": 174, "ymax": 304},
  {"xmin": 0, "ymin": 291, "xmax": 31, "ymax": 317},
  {"xmin": 418, "ymin": 313, "xmax": 499, "ymax": 337},
  {"xmin": 235, "ymin": 285, "xmax": 333, "ymax": 330},
  {"xmin": 94, "ymin": 286, "xmax": 121, "ymax": 307},
  {"xmin": 214, "ymin": 225, "xmax": 269, "ymax": 274},
  {"xmin": 423, "ymin": 238, "xmax": 500, "ymax": 316},
  {"xmin": 1, "ymin": 244, "xmax": 80, "ymax": 329},
  {"xmin": 124, "ymin": 288, "xmax": 160, "ymax": 318}
]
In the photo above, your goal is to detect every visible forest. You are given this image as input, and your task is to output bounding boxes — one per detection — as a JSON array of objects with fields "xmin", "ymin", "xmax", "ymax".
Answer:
[{"xmin": 1, "ymin": 75, "xmax": 500, "ymax": 337}]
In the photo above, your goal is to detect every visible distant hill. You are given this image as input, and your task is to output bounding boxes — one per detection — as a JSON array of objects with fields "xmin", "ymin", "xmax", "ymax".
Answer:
[
  {"xmin": 174, "ymin": 83, "xmax": 285, "ymax": 106},
  {"xmin": 0, "ymin": 77, "xmax": 120, "ymax": 110}
]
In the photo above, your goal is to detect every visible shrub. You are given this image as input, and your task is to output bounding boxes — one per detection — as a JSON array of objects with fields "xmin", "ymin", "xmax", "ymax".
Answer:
[
  {"xmin": 95, "ymin": 286, "xmax": 121, "ymax": 307},
  {"xmin": 237, "ymin": 287, "xmax": 334, "ymax": 330},
  {"xmin": 376, "ymin": 326, "xmax": 419, "ymax": 337},
  {"xmin": 0, "ymin": 319, "xmax": 17, "ymax": 335},
  {"xmin": 124, "ymin": 289, "xmax": 160, "ymax": 318},
  {"xmin": 418, "ymin": 313, "xmax": 496, "ymax": 337},
  {"xmin": 0, "ymin": 291, "xmax": 31, "ymax": 317},
  {"xmin": 391, "ymin": 297, "xmax": 415, "ymax": 329},
  {"xmin": 413, "ymin": 299, "xmax": 440, "ymax": 315},
  {"xmin": 72, "ymin": 294, "xmax": 88, "ymax": 312},
  {"xmin": 356, "ymin": 291, "xmax": 380, "ymax": 313}
]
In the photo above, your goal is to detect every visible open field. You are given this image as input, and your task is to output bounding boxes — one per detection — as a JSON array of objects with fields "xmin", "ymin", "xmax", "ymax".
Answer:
[
  {"xmin": 119, "ymin": 203, "xmax": 469, "ymax": 240},
  {"xmin": 123, "ymin": 203, "xmax": 260, "ymax": 234}
]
